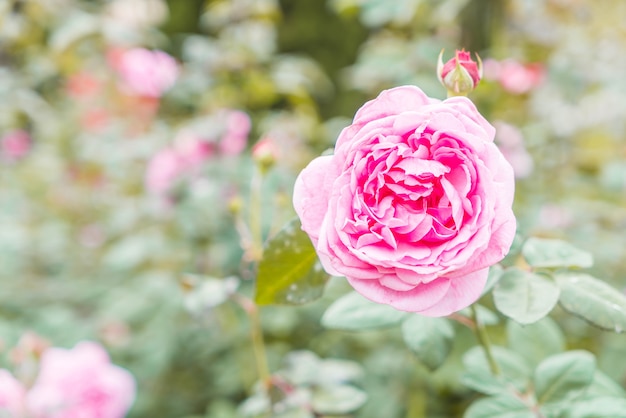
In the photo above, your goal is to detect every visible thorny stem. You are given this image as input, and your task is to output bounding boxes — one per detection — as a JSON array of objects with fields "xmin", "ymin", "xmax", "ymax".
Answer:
[{"xmin": 470, "ymin": 304, "xmax": 501, "ymax": 376}]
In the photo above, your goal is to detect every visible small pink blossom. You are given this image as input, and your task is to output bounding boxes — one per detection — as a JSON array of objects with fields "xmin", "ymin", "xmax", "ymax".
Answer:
[
  {"xmin": 0, "ymin": 369, "xmax": 26, "ymax": 417},
  {"xmin": 252, "ymin": 137, "xmax": 279, "ymax": 170},
  {"xmin": 483, "ymin": 58, "xmax": 545, "ymax": 95},
  {"xmin": 1, "ymin": 130, "xmax": 31, "ymax": 161},
  {"xmin": 111, "ymin": 48, "xmax": 179, "ymax": 98},
  {"xmin": 27, "ymin": 341, "xmax": 135, "ymax": 418},
  {"xmin": 66, "ymin": 72, "xmax": 102, "ymax": 100},
  {"xmin": 294, "ymin": 86, "xmax": 516, "ymax": 316},
  {"xmin": 219, "ymin": 110, "xmax": 251, "ymax": 156}
]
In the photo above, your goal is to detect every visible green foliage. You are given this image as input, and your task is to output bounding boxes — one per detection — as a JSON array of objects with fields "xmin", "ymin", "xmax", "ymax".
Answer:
[
  {"xmin": 493, "ymin": 268, "xmax": 560, "ymax": 324},
  {"xmin": 321, "ymin": 291, "xmax": 409, "ymax": 330},
  {"xmin": 255, "ymin": 218, "xmax": 329, "ymax": 306},
  {"xmin": 533, "ymin": 350, "xmax": 596, "ymax": 406},
  {"xmin": 462, "ymin": 346, "xmax": 531, "ymax": 395},
  {"xmin": 401, "ymin": 315, "xmax": 454, "ymax": 371},
  {"xmin": 522, "ymin": 237, "xmax": 594, "ymax": 269},
  {"xmin": 555, "ymin": 272, "xmax": 626, "ymax": 332},
  {"xmin": 506, "ymin": 317, "xmax": 565, "ymax": 368},
  {"xmin": 463, "ymin": 395, "xmax": 535, "ymax": 418}
]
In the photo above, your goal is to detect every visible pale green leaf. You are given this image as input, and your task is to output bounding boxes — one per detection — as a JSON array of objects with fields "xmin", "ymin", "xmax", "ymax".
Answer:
[
  {"xmin": 534, "ymin": 350, "xmax": 595, "ymax": 405},
  {"xmin": 462, "ymin": 346, "xmax": 531, "ymax": 395},
  {"xmin": 563, "ymin": 397, "xmax": 626, "ymax": 418},
  {"xmin": 464, "ymin": 395, "xmax": 534, "ymax": 418},
  {"xmin": 481, "ymin": 264, "xmax": 504, "ymax": 296},
  {"xmin": 586, "ymin": 370, "xmax": 626, "ymax": 398},
  {"xmin": 493, "ymin": 268, "xmax": 560, "ymax": 324},
  {"xmin": 321, "ymin": 291, "xmax": 409, "ymax": 330},
  {"xmin": 401, "ymin": 315, "xmax": 454, "ymax": 371},
  {"xmin": 555, "ymin": 272, "xmax": 626, "ymax": 332},
  {"xmin": 255, "ymin": 219, "xmax": 329, "ymax": 305},
  {"xmin": 522, "ymin": 237, "xmax": 593, "ymax": 269},
  {"xmin": 311, "ymin": 385, "xmax": 367, "ymax": 415},
  {"xmin": 506, "ymin": 317, "xmax": 565, "ymax": 368}
]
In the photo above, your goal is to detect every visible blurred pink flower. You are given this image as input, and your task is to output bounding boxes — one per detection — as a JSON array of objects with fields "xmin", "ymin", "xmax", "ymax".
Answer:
[
  {"xmin": 493, "ymin": 121, "xmax": 534, "ymax": 178},
  {"xmin": 0, "ymin": 369, "xmax": 26, "ymax": 417},
  {"xmin": 112, "ymin": 48, "xmax": 179, "ymax": 98},
  {"xmin": 66, "ymin": 72, "xmax": 102, "ymax": 100},
  {"xmin": 27, "ymin": 341, "xmax": 135, "ymax": 418},
  {"xmin": 252, "ymin": 136, "xmax": 279, "ymax": 169},
  {"xmin": 219, "ymin": 110, "xmax": 251, "ymax": 156},
  {"xmin": 1, "ymin": 130, "xmax": 31, "ymax": 161},
  {"xmin": 174, "ymin": 131, "xmax": 214, "ymax": 167},
  {"xmin": 145, "ymin": 148, "xmax": 185, "ymax": 194},
  {"xmin": 483, "ymin": 58, "xmax": 545, "ymax": 94}
]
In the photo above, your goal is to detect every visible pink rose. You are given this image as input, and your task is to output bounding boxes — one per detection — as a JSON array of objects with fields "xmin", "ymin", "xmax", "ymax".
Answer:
[
  {"xmin": 219, "ymin": 110, "xmax": 251, "ymax": 156},
  {"xmin": 293, "ymin": 86, "xmax": 516, "ymax": 316},
  {"xmin": 112, "ymin": 48, "xmax": 179, "ymax": 98},
  {"xmin": 1, "ymin": 130, "xmax": 31, "ymax": 161},
  {"xmin": 483, "ymin": 58, "xmax": 545, "ymax": 95},
  {"xmin": 145, "ymin": 148, "xmax": 185, "ymax": 194},
  {"xmin": 27, "ymin": 341, "xmax": 135, "ymax": 418},
  {"xmin": 0, "ymin": 369, "xmax": 26, "ymax": 417}
]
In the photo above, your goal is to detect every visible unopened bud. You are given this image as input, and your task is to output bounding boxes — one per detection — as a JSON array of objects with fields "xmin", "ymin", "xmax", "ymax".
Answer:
[
  {"xmin": 437, "ymin": 49, "xmax": 482, "ymax": 97},
  {"xmin": 252, "ymin": 138, "xmax": 279, "ymax": 173}
]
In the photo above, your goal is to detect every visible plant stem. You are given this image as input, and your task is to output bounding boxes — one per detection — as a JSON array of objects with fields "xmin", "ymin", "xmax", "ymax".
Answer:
[
  {"xmin": 248, "ymin": 167, "xmax": 264, "ymax": 261},
  {"xmin": 234, "ymin": 294, "xmax": 271, "ymax": 388},
  {"xmin": 470, "ymin": 304, "xmax": 500, "ymax": 376}
]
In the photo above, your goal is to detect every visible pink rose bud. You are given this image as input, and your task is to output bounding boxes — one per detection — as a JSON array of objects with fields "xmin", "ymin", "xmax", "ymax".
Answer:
[
  {"xmin": 26, "ymin": 341, "xmax": 136, "ymax": 418},
  {"xmin": 252, "ymin": 137, "xmax": 279, "ymax": 172},
  {"xmin": 437, "ymin": 49, "xmax": 483, "ymax": 96},
  {"xmin": 1, "ymin": 130, "xmax": 31, "ymax": 162}
]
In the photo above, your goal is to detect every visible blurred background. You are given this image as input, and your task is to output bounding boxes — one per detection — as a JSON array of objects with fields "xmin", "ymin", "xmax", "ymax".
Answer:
[{"xmin": 1, "ymin": 0, "xmax": 625, "ymax": 417}]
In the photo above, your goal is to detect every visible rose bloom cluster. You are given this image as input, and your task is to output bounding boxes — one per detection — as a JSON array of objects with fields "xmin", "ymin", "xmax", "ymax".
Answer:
[
  {"xmin": 294, "ymin": 85, "xmax": 516, "ymax": 316},
  {"xmin": 0, "ymin": 341, "xmax": 135, "ymax": 417}
]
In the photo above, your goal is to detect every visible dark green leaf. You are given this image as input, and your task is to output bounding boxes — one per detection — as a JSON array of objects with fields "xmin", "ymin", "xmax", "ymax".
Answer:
[
  {"xmin": 506, "ymin": 317, "xmax": 565, "ymax": 368},
  {"xmin": 493, "ymin": 268, "xmax": 560, "ymax": 324},
  {"xmin": 401, "ymin": 315, "xmax": 454, "ymax": 371},
  {"xmin": 321, "ymin": 291, "xmax": 409, "ymax": 330},
  {"xmin": 464, "ymin": 395, "xmax": 534, "ymax": 418},
  {"xmin": 462, "ymin": 346, "xmax": 531, "ymax": 395},
  {"xmin": 522, "ymin": 237, "xmax": 593, "ymax": 269},
  {"xmin": 534, "ymin": 350, "xmax": 595, "ymax": 405},
  {"xmin": 555, "ymin": 272, "xmax": 626, "ymax": 332},
  {"xmin": 255, "ymin": 219, "xmax": 329, "ymax": 305}
]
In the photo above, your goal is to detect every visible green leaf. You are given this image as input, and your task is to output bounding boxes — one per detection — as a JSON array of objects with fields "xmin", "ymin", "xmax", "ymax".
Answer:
[
  {"xmin": 183, "ymin": 275, "xmax": 240, "ymax": 314},
  {"xmin": 481, "ymin": 264, "xmax": 505, "ymax": 296},
  {"xmin": 493, "ymin": 268, "xmax": 560, "ymax": 325},
  {"xmin": 462, "ymin": 346, "xmax": 531, "ymax": 395},
  {"xmin": 562, "ymin": 397, "xmax": 626, "ymax": 418},
  {"xmin": 586, "ymin": 370, "xmax": 626, "ymax": 398},
  {"xmin": 534, "ymin": 350, "xmax": 595, "ymax": 405},
  {"xmin": 555, "ymin": 272, "xmax": 626, "ymax": 332},
  {"xmin": 521, "ymin": 237, "xmax": 593, "ymax": 269},
  {"xmin": 311, "ymin": 385, "xmax": 367, "ymax": 415},
  {"xmin": 506, "ymin": 317, "xmax": 565, "ymax": 368},
  {"xmin": 401, "ymin": 315, "xmax": 454, "ymax": 371},
  {"xmin": 457, "ymin": 304, "xmax": 500, "ymax": 326},
  {"xmin": 255, "ymin": 219, "xmax": 329, "ymax": 305},
  {"xmin": 321, "ymin": 291, "xmax": 409, "ymax": 330},
  {"xmin": 463, "ymin": 395, "xmax": 534, "ymax": 418}
]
